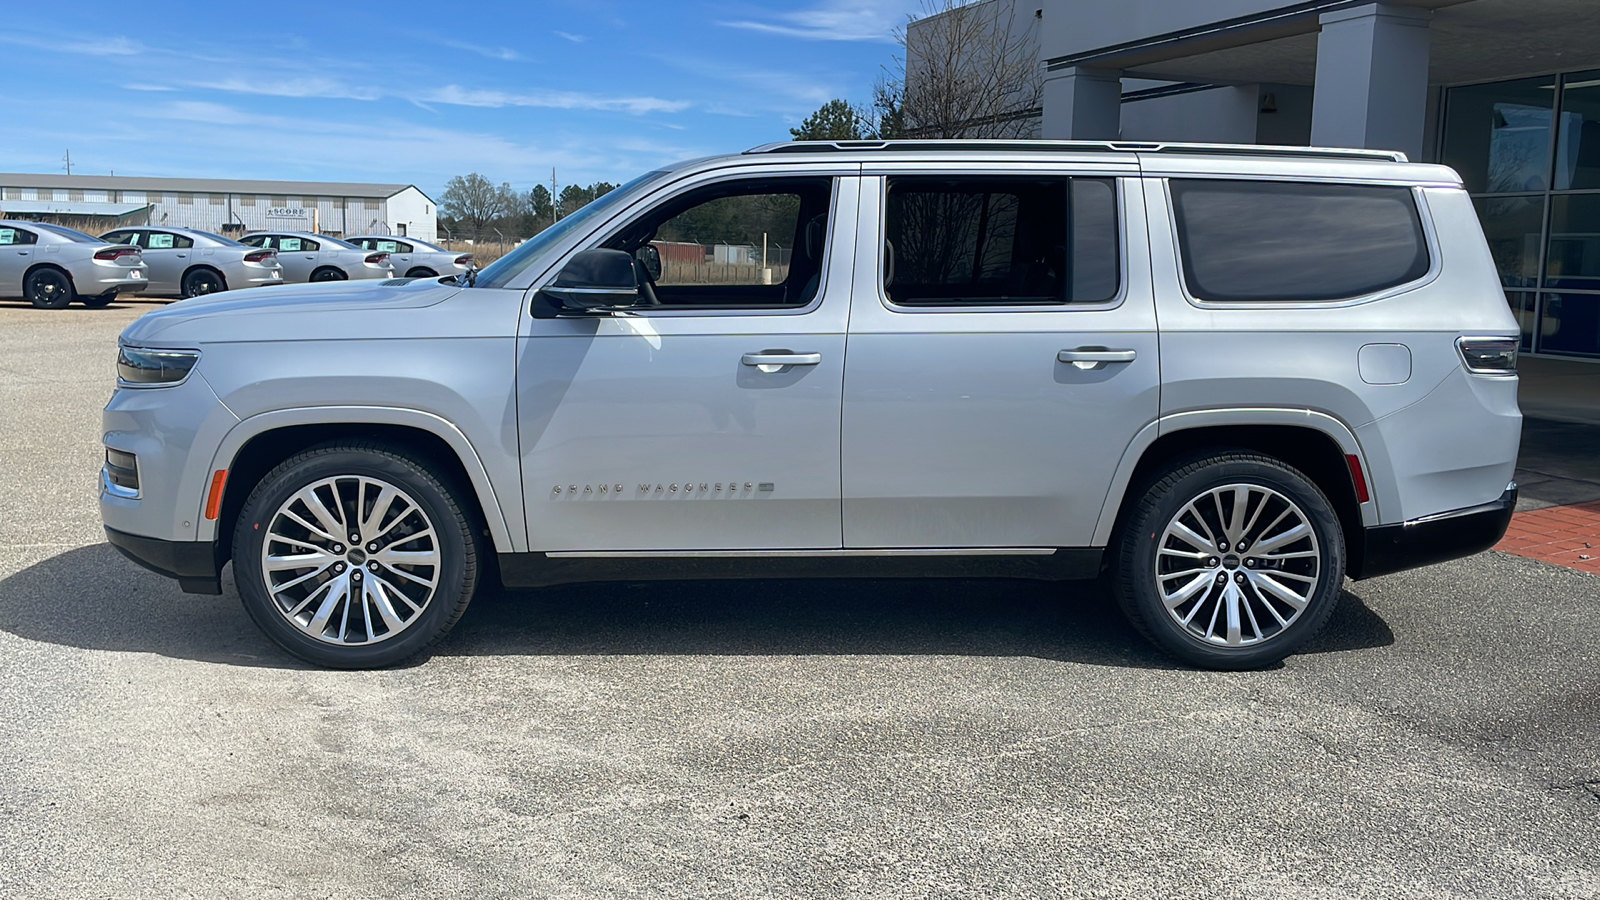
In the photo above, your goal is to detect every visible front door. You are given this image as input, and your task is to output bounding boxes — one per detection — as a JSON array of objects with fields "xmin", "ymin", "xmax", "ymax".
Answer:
[
  {"xmin": 841, "ymin": 166, "xmax": 1160, "ymax": 549},
  {"xmin": 517, "ymin": 172, "xmax": 858, "ymax": 551}
]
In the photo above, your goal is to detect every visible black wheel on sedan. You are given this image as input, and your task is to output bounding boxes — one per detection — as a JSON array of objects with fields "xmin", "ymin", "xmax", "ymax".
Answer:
[
  {"xmin": 1114, "ymin": 452, "xmax": 1345, "ymax": 670},
  {"xmin": 181, "ymin": 268, "xmax": 225, "ymax": 298},
  {"xmin": 25, "ymin": 267, "xmax": 74, "ymax": 309},
  {"xmin": 232, "ymin": 442, "xmax": 482, "ymax": 669},
  {"xmin": 311, "ymin": 267, "xmax": 347, "ymax": 282}
]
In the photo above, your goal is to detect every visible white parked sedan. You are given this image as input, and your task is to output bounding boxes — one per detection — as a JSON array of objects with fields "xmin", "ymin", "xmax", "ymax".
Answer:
[
  {"xmin": 344, "ymin": 235, "xmax": 473, "ymax": 279},
  {"xmin": 0, "ymin": 220, "xmax": 148, "ymax": 308},
  {"xmin": 239, "ymin": 232, "xmax": 395, "ymax": 283}
]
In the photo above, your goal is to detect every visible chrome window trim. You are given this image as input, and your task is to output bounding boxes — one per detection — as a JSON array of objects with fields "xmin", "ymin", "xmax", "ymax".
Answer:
[
  {"xmin": 543, "ymin": 171, "xmax": 852, "ymax": 320},
  {"xmin": 870, "ymin": 174, "xmax": 1132, "ymax": 315},
  {"xmin": 1162, "ymin": 178, "xmax": 1444, "ymax": 311}
]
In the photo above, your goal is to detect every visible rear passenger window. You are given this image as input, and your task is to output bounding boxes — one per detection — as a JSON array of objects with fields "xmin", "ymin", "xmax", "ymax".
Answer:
[
  {"xmin": 280, "ymin": 237, "xmax": 303, "ymax": 251},
  {"xmin": 1169, "ymin": 179, "xmax": 1430, "ymax": 303},
  {"xmin": 884, "ymin": 176, "xmax": 1119, "ymax": 306}
]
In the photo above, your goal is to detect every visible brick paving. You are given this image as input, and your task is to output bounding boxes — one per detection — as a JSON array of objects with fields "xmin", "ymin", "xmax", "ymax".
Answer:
[{"xmin": 1495, "ymin": 499, "xmax": 1600, "ymax": 575}]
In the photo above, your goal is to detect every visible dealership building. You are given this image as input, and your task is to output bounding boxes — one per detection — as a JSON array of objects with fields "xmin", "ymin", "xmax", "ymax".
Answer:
[
  {"xmin": 0, "ymin": 174, "xmax": 437, "ymax": 243},
  {"xmin": 923, "ymin": 0, "xmax": 1600, "ymax": 360}
]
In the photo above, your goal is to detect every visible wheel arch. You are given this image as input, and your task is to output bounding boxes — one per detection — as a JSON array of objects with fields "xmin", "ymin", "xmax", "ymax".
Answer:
[
  {"xmin": 24, "ymin": 261, "xmax": 74, "ymax": 286},
  {"xmin": 310, "ymin": 265, "xmax": 345, "ymax": 281},
  {"xmin": 205, "ymin": 408, "xmax": 519, "ymax": 564},
  {"xmin": 404, "ymin": 267, "xmax": 437, "ymax": 278},
  {"xmin": 182, "ymin": 264, "xmax": 228, "ymax": 291},
  {"xmin": 1094, "ymin": 411, "xmax": 1375, "ymax": 574}
]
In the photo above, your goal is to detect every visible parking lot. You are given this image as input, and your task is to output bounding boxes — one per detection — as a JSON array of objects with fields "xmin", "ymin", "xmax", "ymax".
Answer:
[{"xmin": 1, "ymin": 298, "xmax": 1598, "ymax": 899}]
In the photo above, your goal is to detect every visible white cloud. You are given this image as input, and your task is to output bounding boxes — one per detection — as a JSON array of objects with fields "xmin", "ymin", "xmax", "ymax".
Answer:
[
  {"xmin": 418, "ymin": 85, "xmax": 689, "ymax": 115},
  {"xmin": 0, "ymin": 32, "xmax": 147, "ymax": 56},
  {"xmin": 719, "ymin": 0, "xmax": 917, "ymax": 42},
  {"xmin": 206, "ymin": 78, "xmax": 381, "ymax": 101},
  {"xmin": 553, "ymin": 31, "xmax": 588, "ymax": 43},
  {"xmin": 440, "ymin": 39, "xmax": 522, "ymax": 61}
]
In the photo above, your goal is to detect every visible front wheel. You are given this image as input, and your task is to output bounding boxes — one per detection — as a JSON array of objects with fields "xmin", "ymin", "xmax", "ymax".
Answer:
[
  {"xmin": 1113, "ymin": 453, "xmax": 1345, "ymax": 670},
  {"xmin": 232, "ymin": 443, "xmax": 481, "ymax": 668},
  {"xmin": 25, "ymin": 268, "xmax": 74, "ymax": 309}
]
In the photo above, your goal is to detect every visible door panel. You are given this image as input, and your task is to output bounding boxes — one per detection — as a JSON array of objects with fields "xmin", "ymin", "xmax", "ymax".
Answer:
[
  {"xmin": 517, "ymin": 174, "xmax": 860, "ymax": 552},
  {"xmin": 0, "ymin": 226, "xmax": 34, "ymax": 293},
  {"xmin": 841, "ymin": 169, "xmax": 1159, "ymax": 549}
]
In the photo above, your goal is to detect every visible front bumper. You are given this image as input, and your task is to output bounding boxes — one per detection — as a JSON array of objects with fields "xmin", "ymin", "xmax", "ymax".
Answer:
[
  {"xmin": 105, "ymin": 526, "xmax": 222, "ymax": 594},
  {"xmin": 1352, "ymin": 484, "xmax": 1517, "ymax": 580}
]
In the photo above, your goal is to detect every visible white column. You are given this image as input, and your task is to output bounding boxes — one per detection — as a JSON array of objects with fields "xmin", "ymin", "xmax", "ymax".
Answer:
[
  {"xmin": 1310, "ymin": 4, "xmax": 1432, "ymax": 159},
  {"xmin": 1042, "ymin": 66, "xmax": 1123, "ymax": 140}
]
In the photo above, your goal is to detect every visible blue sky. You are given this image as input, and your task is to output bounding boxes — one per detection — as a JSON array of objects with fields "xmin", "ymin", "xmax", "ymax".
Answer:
[{"xmin": 4, "ymin": 0, "xmax": 922, "ymax": 200}]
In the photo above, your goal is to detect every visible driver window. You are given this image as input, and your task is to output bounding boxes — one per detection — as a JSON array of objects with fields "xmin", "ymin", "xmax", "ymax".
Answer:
[{"xmin": 604, "ymin": 176, "xmax": 832, "ymax": 308}]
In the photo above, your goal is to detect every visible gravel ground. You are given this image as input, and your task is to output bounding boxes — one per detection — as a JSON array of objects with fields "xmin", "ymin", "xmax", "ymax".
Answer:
[{"xmin": 1, "ymin": 298, "xmax": 1596, "ymax": 899}]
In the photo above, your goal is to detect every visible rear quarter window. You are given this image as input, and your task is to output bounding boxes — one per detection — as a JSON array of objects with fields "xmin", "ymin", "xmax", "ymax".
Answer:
[{"xmin": 1169, "ymin": 179, "xmax": 1431, "ymax": 303}]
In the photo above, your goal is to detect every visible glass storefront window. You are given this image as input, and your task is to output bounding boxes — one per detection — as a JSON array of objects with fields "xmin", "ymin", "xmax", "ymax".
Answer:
[
  {"xmin": 1554, "ymin": 70, "xmax": 1600, "ymax": 190},
  {"xmin": 1442, "ymin": 76, "xmax": 1558, "ymax": 194},
  {"xmin": 1545, "ymin": 194, "xmax": 1600, "ymax": 289},
  {"xmin": 1474, "ymin": 195, "xmax": 1545, "ymax": 288},
  {"xmin": 1507, "ymin": 291, "xmax": 1537, "ymax": 352},
  {"xmin": 1539, "ymin": 293, "xmax": 1600, "ymax": 358}
]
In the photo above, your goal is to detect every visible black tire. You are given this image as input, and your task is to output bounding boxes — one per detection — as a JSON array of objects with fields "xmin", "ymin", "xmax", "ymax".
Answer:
[
  {"xmin": 311, "ymin": 267, "xmax": 347, "ymax": 282},
  {"xmin": 404, "ymin": 267, "xmax": 437, "ymax": 278},
  {"xmin": 181, "ymin": 268, "xmax": 225, "ymax": 298},
  {"xmin": 24, "ymin": 267, "xmax": 74, "ymax": 309},
  {"xmin": 232, "ymin": 442, "xmax": 481, "ymax": 669},
  {"xmin": 80, "ymin": 291, "xmax": 117, "ymax": 308},
  {"xmin": 1113, "ymin": 452, "xmax": 1345, "ymax": 670}
]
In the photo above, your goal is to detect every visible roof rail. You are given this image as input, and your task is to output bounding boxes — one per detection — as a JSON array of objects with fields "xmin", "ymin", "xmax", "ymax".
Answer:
[{"xmin": 745, "ymin": 140, "xmax": 1408, "ymax": 163}]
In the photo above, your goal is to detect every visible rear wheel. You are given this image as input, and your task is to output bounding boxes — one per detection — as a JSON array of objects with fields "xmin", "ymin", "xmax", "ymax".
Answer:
[
  {"xmin": 181, "ymin": 268, "xmax": 225, "ymax": 298},
  {"xmin": 404, "ymin": 267, "xmax": 437, "ymax": 278},
  {"xmin": 311, "ymin": 267, "xmax": 346, "ymax": 282},
  {"xmin": 1113, "ymin": 452, "xmax": 1345, "ymax": 670},
  {"xmin": 80, "ymin": 291, "xmax": 117, "ymax": 308},
  {"xmin": 24, "ymin": 268, "xmax": 73, "ymax": 309},
  {"xmin": 232, "ymin": 443, "xmax": 481, "ymax": 668}
]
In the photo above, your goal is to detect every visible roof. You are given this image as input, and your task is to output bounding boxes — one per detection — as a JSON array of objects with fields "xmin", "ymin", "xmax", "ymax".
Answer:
[
  {"xmin": 0, "ymin": 172, "xmax": 426, "ymax": 200},
  {"xmin": 0, "ymin": 200, "xmax": 152, "ymax": 217},
  {"xmin": 747, "ymin": 139, "xmax": 1410, "ymax": 163}
]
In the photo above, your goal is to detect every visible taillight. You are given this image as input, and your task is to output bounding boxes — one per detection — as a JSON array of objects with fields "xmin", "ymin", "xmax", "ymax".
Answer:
[
  {"xmin": 1457, "ymin": 336, "xmax": 1518, "ymax": 374},
  {"xmin": 455, "ymin": 255, "xmax": 474, "ymax": 267},
  {"xmin": 365, "ymin": 252, "xmax": 390, "ymax": 265},
  {"xmin": 243, "ymin": 250, "xmax": 276, "ymax": 263},
  {"xmin": 94, "ymin": 247, "xmax": 139, "ymax": 261}
]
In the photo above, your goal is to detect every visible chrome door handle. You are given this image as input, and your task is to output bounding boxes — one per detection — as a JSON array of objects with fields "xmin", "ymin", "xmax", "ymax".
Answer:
[
  {"xmin": 742, "ymin": 351, "xmax": 822, "ymax": 371},
  {"xmin": 1058, "ymin": 347, "xmax": 1137, "ymax": 367}
]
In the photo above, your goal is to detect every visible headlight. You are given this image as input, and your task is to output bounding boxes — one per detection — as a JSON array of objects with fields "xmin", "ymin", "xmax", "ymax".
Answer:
[{"xmin": 117, "ymin": 346, "xmax": 200, "ymax": 386}]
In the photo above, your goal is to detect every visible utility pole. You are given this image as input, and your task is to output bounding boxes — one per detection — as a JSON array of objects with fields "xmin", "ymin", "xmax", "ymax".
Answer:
[
  {"xmin": 551, "ymin": 168, "xmax": 561, "ymax": 222},
  {"xmin": 63, "ymin": 149, "xmax": 72, "ymax": 176}
]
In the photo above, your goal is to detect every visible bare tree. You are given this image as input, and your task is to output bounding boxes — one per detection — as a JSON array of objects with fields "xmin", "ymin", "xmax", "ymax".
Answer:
[
  {"xmin": 441, "ymin": 173, "xmax": 518, "ymax": 239},
  {"xmin": 876, "ymin": 0, "xmax": 1043, "ymax": 140}
]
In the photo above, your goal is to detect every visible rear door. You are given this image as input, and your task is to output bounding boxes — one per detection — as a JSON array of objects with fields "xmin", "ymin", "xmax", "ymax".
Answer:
[
  {"xmin": 140, "ymin": 231, "xmax": 192, "ymax": 293},
  {"xmin": 274, "ymin": 235, "xmax": 317, "ymax": 281},
  {"xmin": 841, "ymin": 159, "xmax": 1160, "ymax": 549},
  {"xmin": 0, "ymin": 225, "xmax": 37, "ymax": 295}
]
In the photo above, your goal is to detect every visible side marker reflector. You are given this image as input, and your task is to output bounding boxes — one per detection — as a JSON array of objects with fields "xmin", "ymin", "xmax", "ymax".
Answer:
[
  {"xmin": 1345, "ymin": 455, "xmax": 1370, "ymax": 504},
  {"xmin": 205, "ymin": 470, "xmax": 228, "ymax": 520}
]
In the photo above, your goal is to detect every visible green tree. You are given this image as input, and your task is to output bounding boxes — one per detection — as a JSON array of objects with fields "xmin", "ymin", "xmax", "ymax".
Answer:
[
  {"xmin": 556, "ymin": 181, "xmax": 619, "ymax": 219},
  {"xmin": 523, "ymin": 183, "xmax": 554, "ymax": 235},
  {"xmin": 790, "ymin": 99, "xmax": 866, "ymax": 141}
]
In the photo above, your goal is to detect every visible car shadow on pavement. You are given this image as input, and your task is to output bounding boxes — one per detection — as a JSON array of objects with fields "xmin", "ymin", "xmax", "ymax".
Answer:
[{"xmin": 0, "ymin": 543, "xmax": 1396, "ymax": 670}]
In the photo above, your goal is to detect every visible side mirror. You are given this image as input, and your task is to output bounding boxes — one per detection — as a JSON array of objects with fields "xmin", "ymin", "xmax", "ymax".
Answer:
[{"xmin": 537, "ymin": 248, "xmax": 639, "ymax": 313}]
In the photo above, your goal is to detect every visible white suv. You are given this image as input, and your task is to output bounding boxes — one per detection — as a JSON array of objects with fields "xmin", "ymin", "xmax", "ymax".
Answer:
[{"xmin": 99, "ymin": 141, "xmax": 1522, "ymax": 670}]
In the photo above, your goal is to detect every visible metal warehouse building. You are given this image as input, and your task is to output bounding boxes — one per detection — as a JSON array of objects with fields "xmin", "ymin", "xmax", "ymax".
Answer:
[{"xmin": 0, "ymin": 174, "xmax": 437, "ymax": 243}]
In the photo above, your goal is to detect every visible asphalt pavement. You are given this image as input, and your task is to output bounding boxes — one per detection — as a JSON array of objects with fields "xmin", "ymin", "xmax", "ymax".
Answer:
[{"xmin": 1, "ymin": 297, "xmax": 1597, "ymax": 899}]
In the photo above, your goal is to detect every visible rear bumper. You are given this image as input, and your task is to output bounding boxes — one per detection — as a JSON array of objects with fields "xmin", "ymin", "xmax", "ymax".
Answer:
[
  {"xmin": 104, "ymin": 526, "xmax": 222, "ymax": 595},
  {"xmin": 1352, "ymin": 485, "xmax": 1517, "ymax": 580}
]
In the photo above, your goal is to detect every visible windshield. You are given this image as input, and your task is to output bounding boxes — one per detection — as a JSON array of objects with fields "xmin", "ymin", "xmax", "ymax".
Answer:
[
  {"xmin": 473, "ymin": 170, "xmax": 666, "ymax": 289},
  {"xmin": 31, "ymin": 222, "xmax": 99, "ymax": 243}
]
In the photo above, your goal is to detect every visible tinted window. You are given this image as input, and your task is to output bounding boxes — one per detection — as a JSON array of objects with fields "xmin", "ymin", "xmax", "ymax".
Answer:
[
  {"xmin": 239, "ymin": 235, "xmax": 270, "ymax": 248},
  {"xmin": 1169, "ymin": 180, "xmax": 1430, "ymax": 303},
  {"xmin": 0, "ymin": 227, "xmax": 37, "ymax": 246},
  {"xmin": 884, "ymin": 177, "xmax": 1120, "ymax": 306},
  {"xmin": 103, "ymin": 231, "xmax": 138, "ymax": 246}
]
